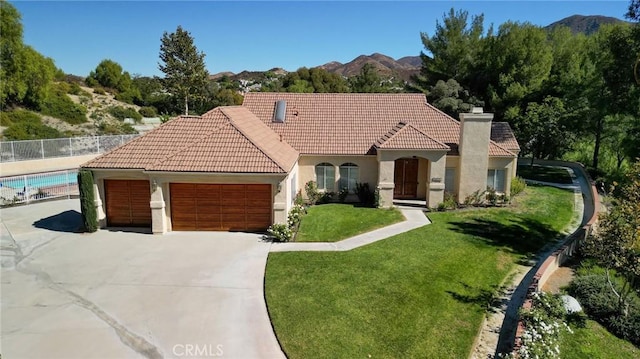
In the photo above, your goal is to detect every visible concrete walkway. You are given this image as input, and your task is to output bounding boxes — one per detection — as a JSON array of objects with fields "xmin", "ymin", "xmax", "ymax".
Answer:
[{"xmin": 270, "ymin": 208, "xmax": 430, "ymax": 252}]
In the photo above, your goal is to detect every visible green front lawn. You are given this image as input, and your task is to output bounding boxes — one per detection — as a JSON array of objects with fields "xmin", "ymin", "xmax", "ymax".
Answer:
[
  {"xmin": 561, "ymin": 320, "xmax": 640, "ymax": 359},
  {"xmin": 265, "ymin": 186, "xmax": 574, "ymax": 358},
  {"xmin": 295, "ymin": 204, "xmax": 404, "ymax": 242},
  {"xmin": 517, "ymin": 164, "xmax": 573, "ymax": 184}
]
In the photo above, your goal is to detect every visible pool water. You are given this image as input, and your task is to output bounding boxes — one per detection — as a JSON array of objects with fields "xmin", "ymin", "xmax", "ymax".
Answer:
[{"xmin": 1, "ymin": 172, "xmax": 78, "ymax": 189}]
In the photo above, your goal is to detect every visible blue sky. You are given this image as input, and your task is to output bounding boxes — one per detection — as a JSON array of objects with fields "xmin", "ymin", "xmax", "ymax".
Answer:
[{"xmin": 12, "ymin": 1, "xmax": 630, "ymax": 77}]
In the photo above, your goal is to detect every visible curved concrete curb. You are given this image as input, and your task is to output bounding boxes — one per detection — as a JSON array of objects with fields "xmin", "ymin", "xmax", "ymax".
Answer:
[{"xmin": 269, "ymin": 208, "xmax": 430, "ymax": 252}]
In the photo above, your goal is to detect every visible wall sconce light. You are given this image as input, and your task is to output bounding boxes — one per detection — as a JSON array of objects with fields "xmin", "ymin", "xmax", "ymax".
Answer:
[
  {"xmin": 152, "ymin": 180, "xmax": 158, "ymax": 192},
  {"xmin": 277, "ymin": 183, "xmax": 282, "ymax": 193}
]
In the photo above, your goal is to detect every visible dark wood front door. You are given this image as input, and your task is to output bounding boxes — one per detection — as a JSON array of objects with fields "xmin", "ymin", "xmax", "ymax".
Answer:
[{"xmin": 394, "ymin": 158, "xmax": 419, "ymax": 199}]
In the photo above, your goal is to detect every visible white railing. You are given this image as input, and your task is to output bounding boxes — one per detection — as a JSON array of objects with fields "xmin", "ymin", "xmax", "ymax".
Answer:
[
  {"xmin": 0, "ymin": 169, "xmax": 79, "ymax": 205},
  {"xmin": 0, "ymin": 134, "xmax": 138, "ymax": 162}
]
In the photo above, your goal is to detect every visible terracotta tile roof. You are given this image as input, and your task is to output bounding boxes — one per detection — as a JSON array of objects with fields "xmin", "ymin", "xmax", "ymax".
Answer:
[
  {"xmin": 491, "ymin": 122, "xmax": 520, "ymax": 152},
  {"xmin": 375, "ymin": 122, "xmax": 450, "ymax": 150},
  {"xmin": 242, "ymin": 93, "xmax": 462, "ymax": 155},
  {"xmin": 83, "ymin": 107, "xmax": 299, "ymax": 173},
  {"xmin": 489, "ymin": 142, "xmax": 517, "ymax": 157}
]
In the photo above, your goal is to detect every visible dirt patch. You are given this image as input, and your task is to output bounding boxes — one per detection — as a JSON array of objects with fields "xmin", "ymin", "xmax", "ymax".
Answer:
[{"xmin": 541, "ymin": 266, "xmax": 575, "ymax": 294}]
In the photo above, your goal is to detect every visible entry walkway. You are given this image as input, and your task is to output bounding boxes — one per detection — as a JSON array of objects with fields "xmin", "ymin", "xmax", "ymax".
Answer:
[{"xmin": 269, "ymin": 208, "xmax": 430, "ymax": 252}]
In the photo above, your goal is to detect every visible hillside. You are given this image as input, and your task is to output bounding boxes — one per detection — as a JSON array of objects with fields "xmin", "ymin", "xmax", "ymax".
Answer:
[
  {"xmin": 209, "ymin": 53, "xmax": 422, "ymax": 83},
  {"xmin": 317, "ymin": 53, "xmax": 421, "ymax": 81},
  {"xmin": 545, "ymin": 15, "xmax": 627, "ymax": 35},
  {"xmin": 1, "ymin": 84, "xmax": 153, "ymax": 140}
]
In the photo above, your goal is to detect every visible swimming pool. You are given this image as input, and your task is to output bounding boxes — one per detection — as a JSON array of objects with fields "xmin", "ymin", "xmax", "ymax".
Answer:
[{"xmin": 1, "ymin": 171, "xmax": 78, "ymax": 189}]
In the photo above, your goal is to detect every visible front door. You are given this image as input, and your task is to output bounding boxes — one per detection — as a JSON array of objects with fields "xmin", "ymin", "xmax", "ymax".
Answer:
[{"xmin": 394, "ymin": 158, "xmax": 419, "ymax": 199}]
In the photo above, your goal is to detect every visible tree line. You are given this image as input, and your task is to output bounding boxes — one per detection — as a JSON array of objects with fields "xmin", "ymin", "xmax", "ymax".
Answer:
[{"xmin": 2, "ymin": 0, "xmax": 638, "ymax": 184}]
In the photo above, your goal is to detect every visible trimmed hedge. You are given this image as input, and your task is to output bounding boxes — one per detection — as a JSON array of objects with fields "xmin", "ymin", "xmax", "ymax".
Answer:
[{"xmin": 78, "ymin": 169, "xmax": 98, "ymax": 232}]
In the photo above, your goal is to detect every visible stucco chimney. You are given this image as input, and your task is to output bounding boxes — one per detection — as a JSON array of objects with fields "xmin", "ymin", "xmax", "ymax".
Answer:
[{"xmin": 458, "ymin": 107, "xmax": 493, "ymax": 201}]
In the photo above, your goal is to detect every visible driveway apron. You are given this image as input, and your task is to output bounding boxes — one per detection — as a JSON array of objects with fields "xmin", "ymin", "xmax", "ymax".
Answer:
[{"xmin": 1, "ymin": 199, "xmax": 285, "ymax": 359}]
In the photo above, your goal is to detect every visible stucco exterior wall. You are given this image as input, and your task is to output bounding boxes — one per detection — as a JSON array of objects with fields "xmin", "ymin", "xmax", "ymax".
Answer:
[
  {"xmin": 377, "ymin": 149, "xmax": 447, "ymax": 208},
  {"xmin": 296, "ymin": 155, "xmax": 379, "ymax": 194},
  {"xmin": 488, "ymin": 157, "xmax": 518, "ymax": 195}
]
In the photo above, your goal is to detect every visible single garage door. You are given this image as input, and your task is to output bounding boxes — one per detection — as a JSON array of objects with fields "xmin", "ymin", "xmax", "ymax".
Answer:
[
  {"xmin": 170, "ymin": 183, "xmax": 271, "ymax": 231},
  {"xmin": 105, "ymin": 180, "xmax": 151, "ymax": 227}
]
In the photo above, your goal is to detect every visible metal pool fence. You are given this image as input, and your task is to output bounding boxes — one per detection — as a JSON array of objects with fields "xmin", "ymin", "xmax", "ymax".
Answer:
[
  {"xmin": 0, "ymin": 134, "xmax": 138, "ymax": 162},
  {"xmin": 0, "ymin": 169, "xmax": 79, "ymax": 205}
]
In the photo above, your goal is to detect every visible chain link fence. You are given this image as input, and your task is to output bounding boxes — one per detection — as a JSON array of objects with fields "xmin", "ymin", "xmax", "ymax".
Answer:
[{"xmin": 0, "ymin": 134, "xmax": 139, "ymax": 162}]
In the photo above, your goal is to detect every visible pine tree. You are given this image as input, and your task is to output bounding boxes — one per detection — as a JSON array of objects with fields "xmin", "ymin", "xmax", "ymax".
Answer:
[{"xmin": 158, "ymin": 26, "xmax": 209, "ymax": 115}]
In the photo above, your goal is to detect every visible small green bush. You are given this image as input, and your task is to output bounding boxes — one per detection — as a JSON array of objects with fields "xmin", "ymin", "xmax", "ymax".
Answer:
[
  {"xmin": 442, "ymin": 192, "xmax": 458, "ymax": 210},
  {"xmin": 267, "ymin": 223, "xmax": 293, "ymax": 242},
  {"xmin": 108, "ymin": 105, "xmax": 142, "ymax": 121},
  {"xmin": 304, "ymin": 181, "xmax": 321, "ymax": 205},
  {"xmin": 318, "ymin": 191, "xmax": 335, "ymax": 204},
  {"xmin": 39, "ymin": 91, "xmax": 87, "ymax": 124},
  {"xmin": 138, "ymin": 106, "xmax": 158, "ymax": 117},
  {"xmin": 356, "ymin": 182, "xmax": 377, "ymax": 207},
  {"xmin": 293, "ymin": 190, "xmax": 305, "ymax": 206},
  {"xmin": 287, "ymin": 204, "xmax": 306, "ymax": 228},
  {"xmin": 338, "ymin": 187, "xmax": 349, "ymax": 203},
  {"xmin": 2, "ymin": 110, "xmax": 63, "ymax": 140},
  {"xmin": 511, "ymin": 176, "xmax": 527, "ymax": 197},
  {"xmin": 568, "ymin": 268, "xmax": 640, "ymax": 346},
  {"xmin": 0, "ymin": 112, "xmax": 12, "ymax": 126},
  {"xmin": 97, "ymin": 121, "xmax": 137, "ymax": 135},
  {"xmin": 93, "ymin": 87, "xmax": 106, "ymax": 95},
  {"xmin": 78, "ymin": 169, "xmax": 98, "ymax": 232}
]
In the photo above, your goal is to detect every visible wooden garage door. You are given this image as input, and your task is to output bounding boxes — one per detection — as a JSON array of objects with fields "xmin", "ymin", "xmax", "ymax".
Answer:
[
  {"xmin": 105, "ymin": 180, "xmax": 151, "ymax": 227},
  {"xmin": 170, "ymin": 183, "xmax": 271, "ymax": 231}
]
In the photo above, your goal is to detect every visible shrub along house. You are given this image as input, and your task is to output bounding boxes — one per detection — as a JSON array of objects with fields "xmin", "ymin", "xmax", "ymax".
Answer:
[{"xmin": 82, "ymin": 93, "xmax": 519, "ymax": 234}]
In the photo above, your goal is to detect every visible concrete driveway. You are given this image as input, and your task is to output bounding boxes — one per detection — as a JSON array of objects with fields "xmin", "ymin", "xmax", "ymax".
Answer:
[{"xmin": 1, "ymin": 199, "xmax": 284, "ymax": 359}]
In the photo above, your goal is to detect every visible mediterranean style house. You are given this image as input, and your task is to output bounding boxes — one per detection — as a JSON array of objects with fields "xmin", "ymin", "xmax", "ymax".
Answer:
[{"xmin": 82, "ymin": 93, "xmax": 519, "ymax": 234}]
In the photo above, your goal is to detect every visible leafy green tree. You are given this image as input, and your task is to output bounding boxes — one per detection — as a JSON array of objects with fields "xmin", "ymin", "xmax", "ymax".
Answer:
[
  {"xmin": 417, "ymin": 8, "xmax": 485, "ymax": 86},
  {"xmin": 583, "ymin": 159, "xmax": 640, "ymax": 315},
  {"xmin": 86, "ymin": 59, "xmax": 140, "ymax": 104},
  {"xmin": 485, "ymin": 21, "xmax": 553, "ymax": 123},
  {"xmin": 276, "ymin": 67, "xmax": 348, "ymax": 93},
  {"xmin": 0, "ymin": 0, "xmax": 58, "ymax": 110},
  {"xmin": 628, "ymin": 0, "xmax": 640, "ymax": 20},
  {"xmin": 349, "ymin": 63, "xmax": 389, "ymax": 93},
  {"xmin": 158, "ymin": 25, "xmax": 209, "ymax": 115},
  {"xmin": 582, "ymin": 23, "xmax": 640, "ymax": 172},
  {"xmin": 425, "ymin": 78, "xmax": 482, "ymax": 118},
  {"xmin": 521, "ymin": 96, "xmax": 574, "ymax": 161}
]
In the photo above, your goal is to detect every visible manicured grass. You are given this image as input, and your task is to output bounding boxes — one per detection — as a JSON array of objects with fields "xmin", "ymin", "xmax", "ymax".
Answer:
[
  {"xmin": 517, "ymin": 164, "xmax": 573, "ymax": 184},
  {"xmin": 295, "ymin": 203, "xmax": 404, "ymax": 242},
  {"xmin": 561, "ymin": 320, "xmax": 640, "ymax": 359},
  {"xmin": 265, "ymin": 186, "xmax": 574, "ymax": 358}
]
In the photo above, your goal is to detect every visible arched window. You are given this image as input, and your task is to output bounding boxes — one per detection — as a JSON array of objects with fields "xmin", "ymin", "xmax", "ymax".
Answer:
[
  {"xmin": 339, "ymin": 163, "xmax": 359, "ymax": 193},
  {"xmin": 315, "ymin": 163, "xmax": 335, "ymax": 191}
]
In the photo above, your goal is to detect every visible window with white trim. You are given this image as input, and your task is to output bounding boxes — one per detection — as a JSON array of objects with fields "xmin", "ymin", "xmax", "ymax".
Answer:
[
  {"xmin": 339, "ymin": 163, "xmax": 359, "ymax": 193},
  {"xmin": 487, "ymin": 169, "xmax": 506, "ymax": 192},
  {"xmin": 315, "ymin": 163, "xmax": 335, "ymax": 191}
]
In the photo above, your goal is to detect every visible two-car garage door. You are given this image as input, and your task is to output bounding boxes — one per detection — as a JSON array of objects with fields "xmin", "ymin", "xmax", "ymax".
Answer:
[{"xmin": 170, "ymin": 183, "xmax": 272, "ymax": 231}]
